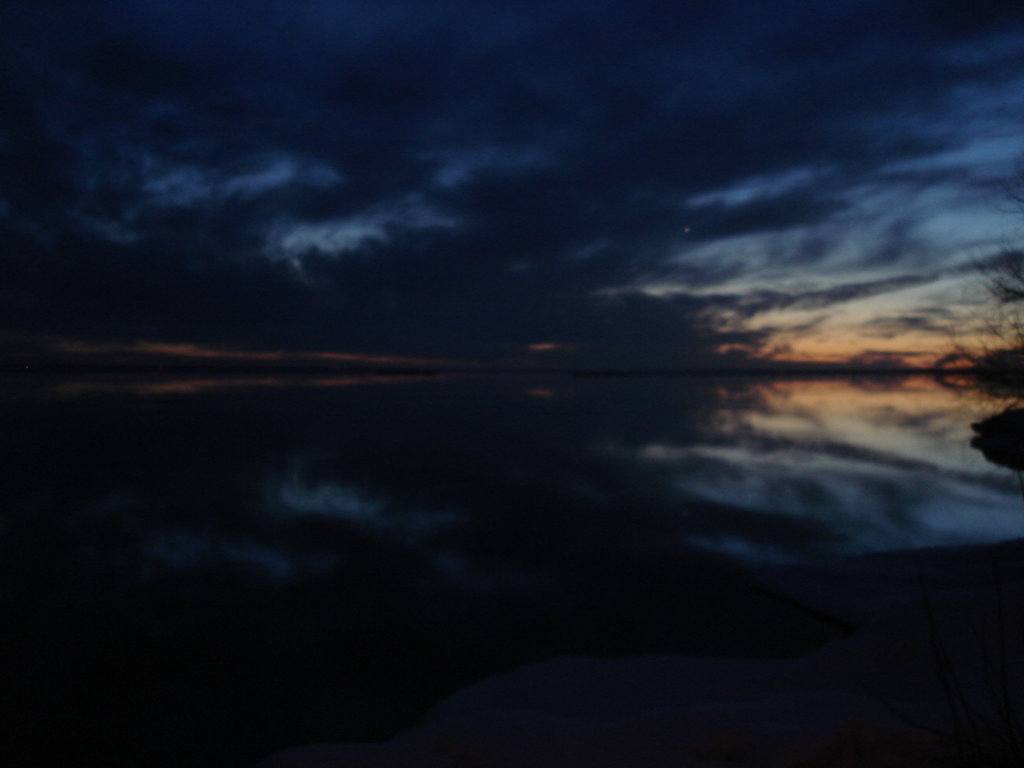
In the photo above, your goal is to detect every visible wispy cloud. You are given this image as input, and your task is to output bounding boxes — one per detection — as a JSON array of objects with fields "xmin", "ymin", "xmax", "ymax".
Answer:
[
  {"xmin": 262, "ymin": 196, "xmax": 460, "ymax": 266},
  {"xmin": 421, "ymin": 145, "xmax": 549, "ymax": 188},
  {"xmin": 141, "ymin": 155, "xmax": 344, "ymax": 207},
  {"xmin": 684, "ymin": 166, "xmax": 836, "ymax": 209},
  {"xmin": 74, "ymin": 150, "xmax": 346, "ymax": 244}
]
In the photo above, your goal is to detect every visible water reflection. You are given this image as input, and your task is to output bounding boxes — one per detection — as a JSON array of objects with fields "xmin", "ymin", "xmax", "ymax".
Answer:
[
  {"xmin": 0, "ymin": 372, "xmax": 1020, "ymax": 767},
  {"xmin": 603, "ymin": 376, "xmax": 1020, "ymax": 561},
  {"xmin": 1, "ymin": 371, "xmax": 442, "ymax": 398}
]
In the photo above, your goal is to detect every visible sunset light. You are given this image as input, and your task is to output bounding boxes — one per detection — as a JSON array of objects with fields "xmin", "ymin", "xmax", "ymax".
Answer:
[{"xmin": 5, "ymin": 3, "xmax": 1024, "ymax": 767}]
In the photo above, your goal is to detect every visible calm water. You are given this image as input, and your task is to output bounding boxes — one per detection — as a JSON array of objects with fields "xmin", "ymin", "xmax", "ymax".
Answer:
[{"xmin": 1, "ymin": 371, "xmax": 1021, "ymax": 766}]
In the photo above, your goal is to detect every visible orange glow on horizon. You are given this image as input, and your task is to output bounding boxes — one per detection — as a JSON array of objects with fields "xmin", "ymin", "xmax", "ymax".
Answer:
[
  {"xmin": 526, "ymin": 342, "xmax": 574, "ymax": 353},
  {"xmin": 700, "ymin": 270, "xmax": 983, "ymax": 370},
  {"xmin": 21, "ymin": 326, "xmax": 980, "ymax": 372},
  {"xmin": 41, "ymin": 373, "xmax": 447, "ymax": 398},
  {"xmin": 47, "ymin": 337, "xmax": 465, "ymax": 369},
  {"xmin": 715, "ymin": 330, "xmax": 962, "ymax": 369}
]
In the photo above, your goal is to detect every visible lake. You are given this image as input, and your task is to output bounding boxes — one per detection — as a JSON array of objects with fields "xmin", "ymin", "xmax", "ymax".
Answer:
[{"xmin": 1, "ymin": 371, "xmax": 1021, "ymax": 766}]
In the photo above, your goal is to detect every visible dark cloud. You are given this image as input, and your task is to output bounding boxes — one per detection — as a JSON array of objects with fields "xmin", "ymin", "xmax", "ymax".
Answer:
[
  {"xmin": 705, "ymin": 273, "xmax": 942, "ymax": 320},
  {"xmin": 859, "ymin": 309, "xmax": 957, "ymax": 337},
  {"xmin": 84, "ymin": 37, "xmax": 213, "ymax": 99},
  {"xmin": 921, "ymin": 0, "xmax": 1024, "ymax": 34},
  {"xmin": 686, "ymin": 190, "xmax": 846, "ymax": 240},
  {"xmin": 1, "ymin": 0, "xmax": 1022, "ymax": 365}
]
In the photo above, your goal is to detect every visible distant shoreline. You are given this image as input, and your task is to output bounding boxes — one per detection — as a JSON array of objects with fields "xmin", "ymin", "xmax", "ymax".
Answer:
[{"xmin": 0, "ymin": 362, "xmax": 975, "ymax": 378}]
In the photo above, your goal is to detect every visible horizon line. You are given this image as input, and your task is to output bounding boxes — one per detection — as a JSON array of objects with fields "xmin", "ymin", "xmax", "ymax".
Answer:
[{"xmin": 0, "ymin": 360, "xmax": 975, "ymax": 378}]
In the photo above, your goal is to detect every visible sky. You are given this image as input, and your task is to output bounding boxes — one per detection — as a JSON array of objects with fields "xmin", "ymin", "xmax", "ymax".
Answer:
[{"xmin": 2, "ymin": 0, "xmax": 1024, "ymax": 369}]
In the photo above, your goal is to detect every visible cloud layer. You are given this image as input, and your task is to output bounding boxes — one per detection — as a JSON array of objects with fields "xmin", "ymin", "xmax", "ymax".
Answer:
[{"xmin": 2, "ymin": 1, "xmax": 1023, "ymax": 365}]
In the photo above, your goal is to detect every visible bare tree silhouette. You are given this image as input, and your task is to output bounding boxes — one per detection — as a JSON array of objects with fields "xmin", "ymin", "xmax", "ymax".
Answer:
[{"xmin": 957, "ymin": 162, "xmax": 1024, "ymax": 380}]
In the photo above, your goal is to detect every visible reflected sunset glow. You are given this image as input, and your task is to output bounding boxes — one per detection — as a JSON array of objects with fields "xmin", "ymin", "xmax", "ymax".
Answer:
[{"xmin": 610, "ymin": 375, "xmax": 1023, "ymax": 560}]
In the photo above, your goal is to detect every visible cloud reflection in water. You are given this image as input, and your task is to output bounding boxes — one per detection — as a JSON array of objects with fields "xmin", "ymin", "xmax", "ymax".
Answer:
[
  {"xmin": 1, "ymin": 372, "xmax": 1022, "ymax": 766},
  {"xmin": 608, "ymin": 376, "xmax": 1022, "ymax": 563}
]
